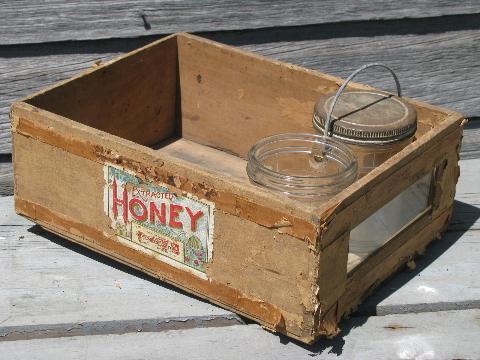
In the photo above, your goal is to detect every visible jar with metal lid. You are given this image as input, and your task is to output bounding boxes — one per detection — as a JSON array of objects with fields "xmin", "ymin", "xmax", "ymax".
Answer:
[
  {"xmin": 312, "ymin": 63, "xmax": 417, "ymax": 177},
  {"xmin": 246, "ymin": 133, "xmax": 357, "ymax": 205}
]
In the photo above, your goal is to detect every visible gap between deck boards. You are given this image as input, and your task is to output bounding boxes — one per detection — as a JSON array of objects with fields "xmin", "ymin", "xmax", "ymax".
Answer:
[
  {"xmin": 1, "ymin": 226, "xmax": 478, "ymax": 341},
  {"xmin": 0, "ymin": 314, "xmax": 244, "ymax": 342},
  {"xmin": 1, "ymin": 14, "xmax": 480, "ymax": 155},
  {"xmin": 1, "ymin": 156, "xmax": 478, "ymax": 341}
]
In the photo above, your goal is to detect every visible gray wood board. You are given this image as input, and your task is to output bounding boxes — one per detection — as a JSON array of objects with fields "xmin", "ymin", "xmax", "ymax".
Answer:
[
  {"xmin": 0, "ymin": 39, "xmax": 143, "ymax": 154},
  {"xmin": 359, "ymin": 229, "xmax": 480, "ymax": 315},
  {"xmin": 1, "ymin": 310, "xmax": 479, "ymax": 359},
  {"xmin": 0, "ymin": 162, "xmax": 13, "ymax": 196},
  {"xmin": 237, "ymin": 29, "xmax": 480, "ymax": 118},
  {"xmin": 0, "ymin": 158, "xmax": 478, "ymax": 338},
  {"xmin": 0, "ymin": 223, "xmax": 238, "ymax": 333},
  {"xmin": 1, "ymin": 27, "xmax": 479, "ymax": 154},
  {"xmin": 0, "ymin": 196, "xmax": 31, "ymax": 226},
  {"xmin": 449, "ymin": 157, "xmax": 480, "ymax": 232},
  {"xmin": 461, "ymin": 118, "xmax": 480, "ymax": 160},
  {"xmin": 2, "ymin": 1, "xmax": 480, "ymax": 45},
  {"xmin": 358, "ymin": 158, "xmax": 480, "ymax": 314}
]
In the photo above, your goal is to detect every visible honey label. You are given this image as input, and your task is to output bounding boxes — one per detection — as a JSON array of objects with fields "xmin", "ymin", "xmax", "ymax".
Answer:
[{"xmin": 103, "ymin": 164, "xmax": 214, "ymax": 279}]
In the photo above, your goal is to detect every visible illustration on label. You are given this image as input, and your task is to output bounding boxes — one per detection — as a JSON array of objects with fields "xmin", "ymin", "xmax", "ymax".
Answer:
[{"xmin": 103, "ymin": 164, "xmax": 214, "ymax": 278}]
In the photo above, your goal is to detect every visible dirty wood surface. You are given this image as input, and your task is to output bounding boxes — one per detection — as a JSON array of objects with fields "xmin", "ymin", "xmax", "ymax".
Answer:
[
  {"xmin": 1, "ymin": 2, "xmax": 479, "ymax": 357},
  {"xmin": 3, "ymin": 125, "xmax": 478, "ymax": 196},
  {"xmin": 358, "ymin": 158, "xmax": 480, "ymax": 316},
  {"xmin": 2, "ymin": 310, "xmax": 479, "ymax": 359},
  {"xmin": 0, "ymin": 221, "xmax": 238, "ymax": 333},
  {"xmin": 0, "ymin": 157, "xmax": 479, "ymax": 357},
  {"xmin": 1, "ymin": 12, "xmax": 480, "ymax": 155},
  {"xmin": 0, "ymin": 162, "xmax": 12, "ymax": 196},
  {"xmin": 1, "ymin": 1, "xmax": 479, "ymax": 44}
]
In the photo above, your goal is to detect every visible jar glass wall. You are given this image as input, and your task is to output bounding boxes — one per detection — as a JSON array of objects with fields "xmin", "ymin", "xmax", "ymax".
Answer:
[{"xmin": 247, "ymin": 133, "xmax": 357, "ymax": 204}]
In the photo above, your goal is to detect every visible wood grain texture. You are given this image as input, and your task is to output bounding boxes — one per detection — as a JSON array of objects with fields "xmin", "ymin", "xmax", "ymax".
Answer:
[
  {"xmin": 361, "ymin": 156, "xmax": 480, "ymax": 315},
  {"xmin": 1, "ymin": 311, "xmax": 480, "ymax": 359},
  {"xmin": 359, "ymin": 230, "xmax": 480, "ymax": 315},
  {"xmin": 0, "ymin": 41, "xmax": 140, "ymax": 153},
  {"xmin": 461, "ymin": 118, "xmax": 480, "ymax": 160},
  {"xmin": 26, "ymin": 36, "xmax": 179, "ymax": 148},
  {"xmin": 449, "ymin": 157, "xmax": 480, "ymax": 231},
  {"xmin": 0, "ymin": 162, "xmax": 13, "ymax": 196},
  {"xmin": 1, "ymin": 1, "xmax": 479, "ymax": 45},
  {"xmin": 1, "ymin": 27, "xmax": 479, "ymax": 153},
  {"xmin": 238, "ymin": 29, "xmax": 480, "ymax": 118},
  {"xmin": 0, "ymin": 196, "xmax": 32, "ymax": 225},
  {"xmin": 0, "ymin": 222, "xmax": 237, "ymax": 332}
]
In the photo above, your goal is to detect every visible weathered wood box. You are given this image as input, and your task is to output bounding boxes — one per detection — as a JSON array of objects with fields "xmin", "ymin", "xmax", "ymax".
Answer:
[{"xmin": 10, "ymin": 33, "xmax": 465, "ymax": 344}]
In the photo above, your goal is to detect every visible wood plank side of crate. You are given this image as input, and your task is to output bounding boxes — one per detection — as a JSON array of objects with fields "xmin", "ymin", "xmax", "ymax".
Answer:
[
  {"xmin": 317, "ymin": 113, "xmax": 464, "ymax": 250},
  {"xmin": 10, "ymin": 102, "xmax": 318, "ymax": 242},
  {"xmin": 11, "ymin": 107, "xmax": 323, "ymax": 341},
  {"xmin": 177, "ymin": 34, "xmax": 336, "ymax": 158},
  {"xmin": 339, "ymin": 208, "xmax": 452, "ymax": 319},
  {"xmin": 23, "ymin": 35, "xmax": 178, "ymax": 149},
  {"xmin": 314, "ymin": 119, "xmax": 463, "ymax": 340},
  {"xmin": 177, "ymin": 33, "xmax": 456, "ymax": 159},
  {"xmin": 8, "ymin": 33, "xmax": 466, "ymax": 344},
  {"xmin": 11, "ymin": 130, "xmax": 319, "ymax": 342}
]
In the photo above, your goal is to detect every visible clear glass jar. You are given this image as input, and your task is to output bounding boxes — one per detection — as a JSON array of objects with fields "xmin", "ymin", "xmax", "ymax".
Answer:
[
  {"xmin": 311, "ymin": 64, "xmax": 420, "ymax": 266},
  {"xmin": 313, "ymin": 63, "xmax": 417, "ymax": 178},
  {"xmin": 246, "ymin": 133, "xmax": 357, "ymax": 204},
  {"xmin": 347, "ymin": 137, "xmax": 413, "ymax": 177}
]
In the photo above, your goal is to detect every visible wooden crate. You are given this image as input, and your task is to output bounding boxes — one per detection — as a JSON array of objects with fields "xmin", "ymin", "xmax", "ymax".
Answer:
[{"xmin": 10, "ymin": 33, "xmax": 465, "ymax": 344}]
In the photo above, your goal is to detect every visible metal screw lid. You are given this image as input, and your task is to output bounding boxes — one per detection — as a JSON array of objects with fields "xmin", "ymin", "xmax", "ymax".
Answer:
[
  {"xmin": 312, "ymin": 63, "xmax": 417, "ymax": 145},
  {"xmin": 313, "ymin": 91, "xmax": 417, "ymax": 144}
]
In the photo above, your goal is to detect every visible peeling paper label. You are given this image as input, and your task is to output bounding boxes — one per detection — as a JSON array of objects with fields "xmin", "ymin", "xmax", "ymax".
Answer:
[{"xmin": 103, "ymin": 164, "xmax": 214, "ymax": 279}]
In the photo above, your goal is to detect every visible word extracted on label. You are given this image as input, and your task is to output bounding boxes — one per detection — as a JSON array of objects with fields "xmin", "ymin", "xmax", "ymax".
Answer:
[{"xmin": 104, "ymin": 164, "xmax": 214, "ymax": 278}]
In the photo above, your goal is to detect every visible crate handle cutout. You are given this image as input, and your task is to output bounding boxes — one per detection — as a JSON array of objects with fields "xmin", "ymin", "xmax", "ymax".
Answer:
[
  {"xmin": 347, "ymin": 172, "xmax": 433, "ymax": 271},
  {"xmin": 323, "ymin": 63, "xmax": 402, "ymax": 137}
]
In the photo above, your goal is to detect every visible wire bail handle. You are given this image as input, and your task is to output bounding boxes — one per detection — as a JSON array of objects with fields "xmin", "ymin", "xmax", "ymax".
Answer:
[{"xmin": 323, "ymin": 63, "xmax": 402, "ymax": 137}]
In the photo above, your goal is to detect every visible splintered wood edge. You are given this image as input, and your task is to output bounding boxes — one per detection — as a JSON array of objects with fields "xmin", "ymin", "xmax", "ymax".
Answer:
[
  {"xmin": 14, "ymin": 33, "xmax": 179, "ymax": 105},
  {"xmin": 313, "ymin": 117, "xmax": 462, "ymax": 337},
  {"xmin": 316, "ymin": 112, "xmax": 465, "ymax": 248},
  {"xmin": 339, "ymin": 206, "xmax": 453, "ymax": 320},
  {"xmin": 10, "ymin": 102, "xmax": 320, "ymax": 244},
  {"xmin": 13, "ymin": 197, "xmax": 319, "ymax": 340},
  {"xmin": 8, "ymin": 33, "xmax": 467, "ymax": 342},
  {"xmin": 10, "ymin": 32, "xmax": 466, "ymax": 250}
]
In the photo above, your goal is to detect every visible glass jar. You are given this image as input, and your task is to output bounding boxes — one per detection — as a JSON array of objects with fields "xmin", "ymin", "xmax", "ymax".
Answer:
[
  {"xmin": 246, "ymin": 133, "xmax": 357, "ymax": 204},
  {"xmin": 312, "ymin": 63, "xmax": 421, "ymax": 265},
  {"xmin": 312, "ymin": 63, "xmax": 417, "ymax": 177}
]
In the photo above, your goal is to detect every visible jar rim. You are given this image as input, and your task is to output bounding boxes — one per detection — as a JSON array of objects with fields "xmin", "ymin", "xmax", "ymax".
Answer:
[{"xmin": 247, "ymin": 132, "xmax": 358, "ymax": 180}]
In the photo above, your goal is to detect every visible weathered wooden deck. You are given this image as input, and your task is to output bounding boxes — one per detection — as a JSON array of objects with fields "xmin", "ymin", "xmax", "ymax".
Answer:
[
  {"xmin": 1, "ymin": 157, "xmax": 479, "ymax": 358},
  {"xmin": 1, "ymin": 1, "xmax": 479, "ymax": 358}
]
